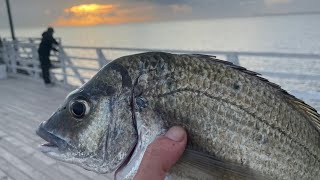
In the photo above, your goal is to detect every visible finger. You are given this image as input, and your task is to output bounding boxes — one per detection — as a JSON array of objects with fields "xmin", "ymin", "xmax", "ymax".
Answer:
[{"xmin": 134, "ymin": 126, "xmax": 187, "ymax": 180}]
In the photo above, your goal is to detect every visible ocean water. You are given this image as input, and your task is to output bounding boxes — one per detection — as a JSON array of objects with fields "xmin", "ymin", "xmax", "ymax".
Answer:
[
  {"xmin": 1, "ymin": 14, "xmax": 320, "ymax": 53},
  {"xmin": 1, "ymin": 14, "xmax": 320, "ymax": 109}
]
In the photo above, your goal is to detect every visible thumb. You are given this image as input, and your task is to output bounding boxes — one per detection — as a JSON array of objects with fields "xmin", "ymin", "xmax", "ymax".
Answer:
[{"xmin": 134, "ymin": 126, "xmax": 187, "ymax": 180}]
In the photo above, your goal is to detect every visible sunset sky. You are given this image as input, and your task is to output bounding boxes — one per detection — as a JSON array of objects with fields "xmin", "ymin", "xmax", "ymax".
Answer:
[{"xmin": 0, "ymin": 0, "xmax": 319, "ymax": 28}]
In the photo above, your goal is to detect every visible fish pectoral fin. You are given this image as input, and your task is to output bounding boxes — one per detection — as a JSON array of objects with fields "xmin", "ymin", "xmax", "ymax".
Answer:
[{"xmin": 169, "ymin": 149, "xmax": 270, "ymax": 180}]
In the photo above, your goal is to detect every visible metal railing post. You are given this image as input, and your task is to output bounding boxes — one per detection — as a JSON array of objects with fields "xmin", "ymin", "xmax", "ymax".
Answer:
[
  {"xmin": 59, "ymin": 46, "xmax": 68, "ymax": 85},
  {"xmin": 226, "ymin": 53, "xmax": 240, "ymax": 65},
  {"xmin": 28, "ymin": 38, "xmax": 34, "ymax": 44},
  {"xmin": 60, "ymin": 47, "xmax": 85, "ymax": 84},
  {"xmin": 31, "ymin": 45, "xmax": 40, "ymax": 79},
  {"xmin": 0, "ymin": 41, "xmax": 6, "ymax": 65},
  {"xmin": 96, "ymin": 48, "xmax": 108, "ymax": 68},
  {"xmin": 10, "ymin": 41, "xmax": 17, "ymax": 74},
  {"xmin": 2, "ymin": 41, "xmax": 11, "ymax": 67}
]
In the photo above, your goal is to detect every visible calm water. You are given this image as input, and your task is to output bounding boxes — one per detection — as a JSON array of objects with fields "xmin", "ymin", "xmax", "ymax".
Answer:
[
  {"xmin": 1, "ymin": 14, "xmax": 320, "ymax": 109},
  {"xmin": 1, "ymin": 14, "xmax": 320, "ymax": 53}
]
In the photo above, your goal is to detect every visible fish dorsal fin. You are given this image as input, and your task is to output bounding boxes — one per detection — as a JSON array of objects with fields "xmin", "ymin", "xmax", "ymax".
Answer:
[
  {"xmin": 169, "ymin": 149, "xmax": 270, "ymax": 180},
  {"xmin": 189, "ymin": 54, "xmax": 320, "ymax": 134}
]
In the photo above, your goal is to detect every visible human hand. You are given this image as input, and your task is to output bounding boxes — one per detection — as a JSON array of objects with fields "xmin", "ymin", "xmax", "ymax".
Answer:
[{"xmin": 134, "ymin": 126, "xmax": 187, "ymax": 180}]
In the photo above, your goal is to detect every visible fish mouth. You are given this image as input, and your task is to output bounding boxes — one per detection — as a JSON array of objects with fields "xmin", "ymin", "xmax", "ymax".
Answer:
[
  {"xmin": 36, "ymin": 121, "xmax": 70, "ymax": 154},
  {"xmin": 36, "ymin": 121, "xmax": 117, "ymax": 173}
]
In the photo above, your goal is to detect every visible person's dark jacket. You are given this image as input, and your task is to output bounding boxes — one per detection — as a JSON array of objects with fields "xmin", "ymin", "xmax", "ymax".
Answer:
[{"xmin": 38, "ymin": 31, "xmax": 58, "ymax": 57}]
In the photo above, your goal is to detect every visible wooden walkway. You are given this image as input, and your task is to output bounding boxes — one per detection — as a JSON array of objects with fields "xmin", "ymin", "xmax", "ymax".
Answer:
[{"xmin": 0, "ymin": 77, "xmax": 113, "ymax": 180}]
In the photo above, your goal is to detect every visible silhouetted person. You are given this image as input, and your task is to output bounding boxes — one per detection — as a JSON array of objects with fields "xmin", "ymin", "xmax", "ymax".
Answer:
[{"xmin": 38, "ymin": 27, "xmax": 58, "ymax": 86}]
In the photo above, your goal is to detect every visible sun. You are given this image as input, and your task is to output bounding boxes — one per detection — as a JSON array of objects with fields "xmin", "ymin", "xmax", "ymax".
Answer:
[{"xmin": 65, "ymin": 4, "xmax": 114, "ymax": 14}]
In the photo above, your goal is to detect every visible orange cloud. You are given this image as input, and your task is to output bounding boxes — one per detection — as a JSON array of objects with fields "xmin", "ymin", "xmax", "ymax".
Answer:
[{"xmin": 54, "ymin": 4, "xmax": 155, "ymax": 26}]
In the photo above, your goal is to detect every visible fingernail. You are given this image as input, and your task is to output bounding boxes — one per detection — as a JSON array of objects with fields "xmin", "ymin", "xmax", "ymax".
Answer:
[{"xmin": 165, "ymin": 126, "xmax": 186, "ymax": 142}]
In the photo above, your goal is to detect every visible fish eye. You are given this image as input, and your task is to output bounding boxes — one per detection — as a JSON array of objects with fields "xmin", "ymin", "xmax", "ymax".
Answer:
[{"xmin": 70, "ymin": 99, "xmax": 90, "ymax": 118}]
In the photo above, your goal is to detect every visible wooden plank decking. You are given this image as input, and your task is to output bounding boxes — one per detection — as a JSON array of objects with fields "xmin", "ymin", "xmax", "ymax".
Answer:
[{"xmin": 0, "ymin": 76, "xmax": 113, "ymax": 180}]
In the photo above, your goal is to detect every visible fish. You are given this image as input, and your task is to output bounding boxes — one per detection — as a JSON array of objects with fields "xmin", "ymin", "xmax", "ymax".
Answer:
[{"xmin": 36, "ymin": 52, "xmax": 320, "ymax": 180}]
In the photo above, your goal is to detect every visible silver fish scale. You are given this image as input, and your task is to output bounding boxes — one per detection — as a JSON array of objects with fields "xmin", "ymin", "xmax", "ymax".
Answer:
[{"xmin": 117, "ymin": 53, "xmax": 320, "ymax": 179}]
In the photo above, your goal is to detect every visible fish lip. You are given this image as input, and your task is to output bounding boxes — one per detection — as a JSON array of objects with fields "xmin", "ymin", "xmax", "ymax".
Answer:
[{"xmin": 36, "ymin": 122, "xmax": 71, "ymax": 152}]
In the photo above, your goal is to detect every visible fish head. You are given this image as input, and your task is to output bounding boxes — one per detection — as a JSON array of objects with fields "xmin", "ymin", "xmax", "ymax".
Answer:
[{"xmin": 36, "ymin": 62, "xmax": 138, "ymax": 173}]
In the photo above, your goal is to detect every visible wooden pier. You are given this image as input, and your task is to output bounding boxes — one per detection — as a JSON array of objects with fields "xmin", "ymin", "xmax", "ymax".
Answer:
[{"xmin": 0, "ymin": 76, "xmax": 113, "ymax": 180}]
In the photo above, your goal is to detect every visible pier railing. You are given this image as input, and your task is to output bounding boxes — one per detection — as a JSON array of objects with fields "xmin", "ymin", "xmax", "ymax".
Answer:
[{"xmin": 1, "ymin": 38, "xmax": 320, "ymax": 108}]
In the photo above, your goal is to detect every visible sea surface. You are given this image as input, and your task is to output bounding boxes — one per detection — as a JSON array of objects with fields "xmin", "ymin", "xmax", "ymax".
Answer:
[
  {"xmin": 1, "ymin": 14, "xmax": 320, "ymax": 110},
  {"xmin": 1, "ymin": 14, "xmax": 320, "ymax": 53}
]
